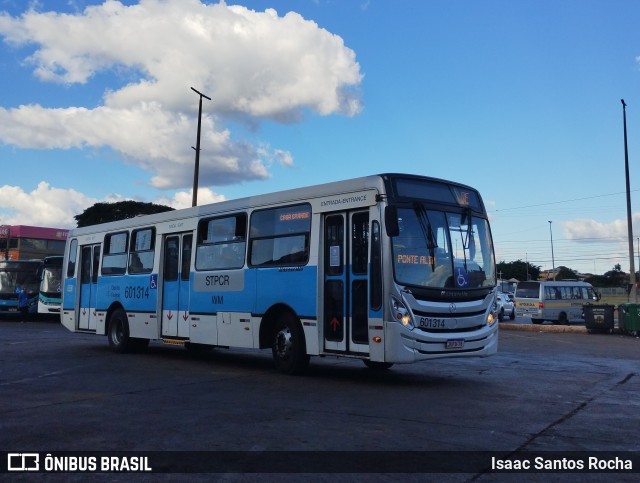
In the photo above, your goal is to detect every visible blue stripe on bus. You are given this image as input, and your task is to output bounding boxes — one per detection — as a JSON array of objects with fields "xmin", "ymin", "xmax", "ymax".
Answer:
[{"xmin": 68, "ymin": 266, "xmax": 319, "ymax": 317}]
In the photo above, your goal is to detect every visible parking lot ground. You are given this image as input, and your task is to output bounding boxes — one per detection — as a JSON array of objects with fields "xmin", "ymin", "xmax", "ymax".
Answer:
[{"xmin": 0, "ymin": 318, "xmax": 639, "ymax": 482}]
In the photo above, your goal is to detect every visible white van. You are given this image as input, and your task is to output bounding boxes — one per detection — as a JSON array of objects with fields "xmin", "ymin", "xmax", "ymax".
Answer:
[{"xmin": 515, "ymin": 281, "xmax": 599, "ymax": 324}]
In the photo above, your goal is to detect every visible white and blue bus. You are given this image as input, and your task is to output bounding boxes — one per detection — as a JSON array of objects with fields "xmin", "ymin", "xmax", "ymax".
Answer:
[
  {"xmin": 0, "ymin": 259, "xmax": 42, "ymax": 315},
  {"xmin": 38, "ymin": 255, "xmax": 64, "ymax": 315},
  {"xmin": 61, "ymin": 174, "xmax": 498, "ymax": 373}
]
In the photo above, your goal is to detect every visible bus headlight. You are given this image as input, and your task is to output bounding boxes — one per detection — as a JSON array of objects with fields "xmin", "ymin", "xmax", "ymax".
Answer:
[
  {"xmin": 391, "ymin": 296, "xmax": 414, "ymax": 329},
  {"xmin": 487, "ymin": 311, "xmax": 496, "ymax": 326}
]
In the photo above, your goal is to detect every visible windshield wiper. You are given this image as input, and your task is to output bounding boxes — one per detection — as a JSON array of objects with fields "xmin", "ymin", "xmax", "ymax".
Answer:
[
  {"xmin": 413, "ymin": 203, "xmax": 437, "ymax": 271},
  {"xmin": 457, "ymin": 208, "xmax": 475, "ymax": 270}
]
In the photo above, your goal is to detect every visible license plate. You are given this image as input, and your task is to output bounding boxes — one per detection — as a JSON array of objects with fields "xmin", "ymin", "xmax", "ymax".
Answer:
[{"xmin": 446, "ymin": 339, "xmax": 464, "ymax": 349}]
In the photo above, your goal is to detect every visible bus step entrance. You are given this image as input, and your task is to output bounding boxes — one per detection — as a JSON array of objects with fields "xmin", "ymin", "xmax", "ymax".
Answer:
[{"xmin": 162, "ymin": 338, "xmax": 186, "ymax": 346}]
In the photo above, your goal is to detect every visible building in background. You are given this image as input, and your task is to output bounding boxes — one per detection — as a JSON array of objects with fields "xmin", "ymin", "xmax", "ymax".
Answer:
[{"xmin": 0, "ymin": 225, "xmax": 69, "ymax": 260}]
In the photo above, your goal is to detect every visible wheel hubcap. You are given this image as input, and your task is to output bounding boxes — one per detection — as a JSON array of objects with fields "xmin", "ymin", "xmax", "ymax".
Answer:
[
  {"xmin": 274, "ymin": 326, "xmax": 292, "ymax": 360},
  {"xmin": 112, "ymin": 320, "xmax": 123, "ymax": 344}
]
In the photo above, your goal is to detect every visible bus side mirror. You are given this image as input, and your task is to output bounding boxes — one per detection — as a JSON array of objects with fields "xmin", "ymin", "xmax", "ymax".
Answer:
[{"xmin": 385, "ymin": 206, "xmax": 399, "ymax": 237}]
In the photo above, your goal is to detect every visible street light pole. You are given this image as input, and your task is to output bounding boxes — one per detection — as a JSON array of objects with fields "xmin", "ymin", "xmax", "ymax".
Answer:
[
  {"xmin": 191, "ymin": 87, "xmax": 212, "ymax": 208},
  {"xmin": 622, "ymin": 99, "xmax": 635, "ymax": 298},
  {"xmin": 548, "ymin": 221, "xmax": 556, "ymax": 280}
]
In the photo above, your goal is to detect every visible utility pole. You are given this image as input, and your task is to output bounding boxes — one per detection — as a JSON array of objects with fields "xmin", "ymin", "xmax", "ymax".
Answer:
[
  {"xmin": 622, "ymin": 99, "xmax": 635, "ymax": 298},
  {"xmin": 191, "ymin": 87, "xmax": 211, "ymax": 207},
  {"xmin": 548, "ymin": 221, "xmax": 555, "ymax": 280}
]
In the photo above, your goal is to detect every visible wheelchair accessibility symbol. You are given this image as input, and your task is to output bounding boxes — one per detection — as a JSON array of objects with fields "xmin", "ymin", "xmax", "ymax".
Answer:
[
  {"xmin": 150, "ymin": 274, "xmax": 158, "ymax": 290},
  {"xmin": 455, "ymin": 267, "xmax": 469, "ymax": 288}
]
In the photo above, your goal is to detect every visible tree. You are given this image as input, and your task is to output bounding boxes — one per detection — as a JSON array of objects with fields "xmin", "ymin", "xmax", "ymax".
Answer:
[
  {"xmin": 74, "ymin": 201, "xmax": 174, "ymax": 227},
  {"xmin": 585, "ymin": 264, "xmax": 628, "ymax": 288},
  {"xmin": 556, "ymin": 265, "xmax": 578, "ymax": 280},
  {"xmin": 496, "ymin": 259, "xmax": 541, "ymax": 281}
]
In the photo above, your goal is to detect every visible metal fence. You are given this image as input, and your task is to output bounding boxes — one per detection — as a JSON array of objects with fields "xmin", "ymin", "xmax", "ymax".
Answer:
[{"xmin": 596, "ymin": 287, "xmax": 629, "ymax": 296}]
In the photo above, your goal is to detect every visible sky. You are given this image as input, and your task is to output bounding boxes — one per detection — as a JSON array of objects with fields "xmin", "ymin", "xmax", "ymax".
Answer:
[{"xmin": 1, "ymin": 0, "xmax": 640, "ymax": 276}]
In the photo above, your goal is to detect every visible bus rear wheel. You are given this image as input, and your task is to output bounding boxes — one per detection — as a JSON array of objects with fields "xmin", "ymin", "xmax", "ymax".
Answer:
[
  {"xmin": 107, "ymin": 308, "xmax": 148, "ymax": 353},
  {"xmin": 271, "ymin": 312, "xmax": 309, "ymax": 375}
]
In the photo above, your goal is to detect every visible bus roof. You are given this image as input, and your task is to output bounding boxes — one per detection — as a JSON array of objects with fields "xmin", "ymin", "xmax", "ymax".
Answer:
[
  {"xmin": 0, "ymin": 259, "xmax": 43, "ymax": 268},
  {"xmin": 67, "ymin": 173, "xmax": 484, "ymax": 238}
]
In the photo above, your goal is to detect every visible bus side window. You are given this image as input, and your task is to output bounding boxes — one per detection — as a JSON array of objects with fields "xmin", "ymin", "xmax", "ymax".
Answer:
[
  {"xmin": 181, "ymin": 234, "xmax": 192, "ymax": 281},
  {"xmin": 129, "ymin": 228, "xmax": 155, "ymax": 274},
  {"xmin": 102, "ymin": 232, "xmax": 128, "ymax": 276},
  {"xmin": 164, "ymin": 237, "xmax": 179, "ymax": 282},
  {"xmin": 81, "ymin": 247, "xmax": 92, "ymax": 284},
  {"xmin": 196, "ymin": 214, "xmax": 247, "ymax": 270},
  {"xmin": 249, "ymin": 204, "xmax": 311, "ymax": 267},
  {"xmin": 370, "ymin": 220, "xmax": 382, "ymax": 310},
  {"xmin": 67, "ymin": 239, "xmax": 78, "ymax": 278}
]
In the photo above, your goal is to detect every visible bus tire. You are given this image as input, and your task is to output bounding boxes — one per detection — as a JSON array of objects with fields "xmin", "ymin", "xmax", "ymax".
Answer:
[
  {"xmin": 363, "ymin": 360, "xmax": 393, "ymax": 371},
  {"xmin": 107, "ymin": 308, "xmax": 145, "ymax": 353},
  {"xmin": 557, "ymin": 312, "xmax": 568, "ymax": 325},
  {"xmin": 532, "ymin": 319, "xmax": 543, "ymax": 324},
  {"xmin": 271, "ymin": 312, "xmax": 309, "ymax": 375}
]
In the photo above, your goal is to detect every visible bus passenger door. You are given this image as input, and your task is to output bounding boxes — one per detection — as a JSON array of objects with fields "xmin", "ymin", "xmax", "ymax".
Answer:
[
  {"xmin": 78, "ymin": 244, "xmax": 101, "ymax": 331},
  {"xmin": 322, "ymin": 211, "xmax": 370, "ymax": 355},
  {"xmin": 161, "ymin": 233, "xmax": 192, "ymax": 338}
]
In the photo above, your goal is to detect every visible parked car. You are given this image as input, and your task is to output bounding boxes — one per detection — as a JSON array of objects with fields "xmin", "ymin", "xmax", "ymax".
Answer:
[{"xmin": 495, "ymin": 292, "xmax": 515, "ymax": 321}]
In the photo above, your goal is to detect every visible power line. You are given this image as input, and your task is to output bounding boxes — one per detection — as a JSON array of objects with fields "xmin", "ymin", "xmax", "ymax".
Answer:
[{"xmin": 491, "ymin": 189, "xmax": 640, "ymax": 213}]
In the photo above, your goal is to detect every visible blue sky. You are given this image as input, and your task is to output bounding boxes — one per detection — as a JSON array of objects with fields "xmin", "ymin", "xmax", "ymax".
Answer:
[{"xmin": 1, "ymin": 0, "xmax": 639, "ymax": 276}]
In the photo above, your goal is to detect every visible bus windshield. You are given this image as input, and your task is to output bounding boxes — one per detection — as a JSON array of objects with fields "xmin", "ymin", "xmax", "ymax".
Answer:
[
  {"xmin": 391, "ymin": 206, "xmax": 495, "ymax": 289},
  {"xmin": 41, "ymin": 263, "xmax": 63, "ymax": 296},
  {"xmin": 0, "ymin": 261, "xmax": 42, "ymax": 296}
]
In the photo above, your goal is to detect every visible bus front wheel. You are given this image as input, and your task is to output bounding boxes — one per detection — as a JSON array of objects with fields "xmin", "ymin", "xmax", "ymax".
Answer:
[{"xmin": 271, "ymin": 312, "xmax": 309, "ymax": 375}]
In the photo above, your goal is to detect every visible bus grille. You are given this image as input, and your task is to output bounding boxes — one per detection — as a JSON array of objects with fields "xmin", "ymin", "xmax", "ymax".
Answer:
[{"xmin": 412, "ymin": 308, "xmax": 486, "ymax": 333}]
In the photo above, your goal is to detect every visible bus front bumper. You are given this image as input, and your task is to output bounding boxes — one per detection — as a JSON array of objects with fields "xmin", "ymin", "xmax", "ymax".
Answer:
[{"xmin": 384, "ymin": 321, "xmax": 498, "ymax": 363}]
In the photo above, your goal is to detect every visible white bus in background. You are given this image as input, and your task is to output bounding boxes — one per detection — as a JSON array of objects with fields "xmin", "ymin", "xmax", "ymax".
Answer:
[
  {"xmin": 515, "ymin": 280, "xmax": 599, "ymax": 325},
  {"xmin": 60, "ymin": 173, "xmax": 498, "ymax": 374},
  {"xmin": 38, "ymin": 255, "xmax": 64, "ymax": 315}
]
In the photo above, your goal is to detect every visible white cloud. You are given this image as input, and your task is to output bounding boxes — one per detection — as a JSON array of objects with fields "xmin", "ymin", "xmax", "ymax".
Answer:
[
  {"xmin": 563, "ymin": 215, "xmax": 640, "ymax": 241},
  {"xmin": 0, "ymin": 182, "xmax": 96, "ymax": 228},
  {"xmin": 155, "ymin": 187, "xmax": 226, "ymax": 210},
  {"xmin": 0, "ymin": 182, "xmax": 228, "ymax": 228},
  {"xmin": 0, "ymin": 0, "xmax": 362, "ymax": 190}
]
